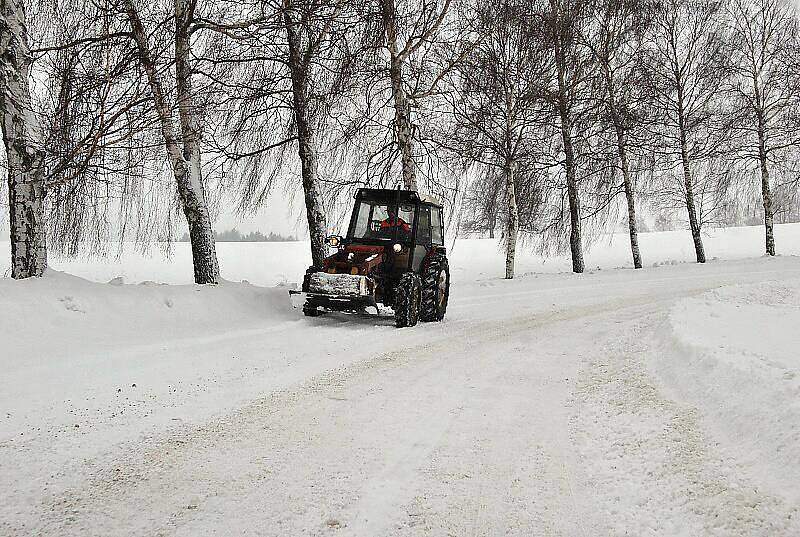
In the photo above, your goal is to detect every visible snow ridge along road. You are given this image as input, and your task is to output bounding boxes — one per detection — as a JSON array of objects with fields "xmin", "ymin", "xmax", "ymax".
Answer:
[{"xmin": 2, "ymin": 256, "xmax": 800, "ymax": 536}]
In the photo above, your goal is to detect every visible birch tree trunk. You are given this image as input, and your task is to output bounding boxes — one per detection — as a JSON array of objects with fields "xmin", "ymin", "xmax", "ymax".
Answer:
[
  {"xmin": 504, "ymin": 161, "xmax": 518, "ymax": 279},
  {"xmin": 551, "ymin": 0, "xmax": 584, "ymax": 274},
  {"xmin": 380, "ymin": 0, "xmax": 417, "ymax": 190},
  {"xmin": 284, "ymin": 2, "xmax": 328, "ymax": 268},
  {"xmin": 758, "ymin": 132, "xmax": 775, "ymax": 257},
  {"xmin": 616, "ymin": 124, "xmax": 642, "ymax": 269},
  {"xmin": 753, "ymin": 81, "xmax": 775, "ymax": 256},
  {"xmin": 677, "ymin": 105, "xmax": 706, "ymax": 263},
  {"xmin": 173, "ymin": 0, "xmax": 219, "ymax": 284},
  {"xmin": 1, "ymin": 0, "xmax": 47, "ymax": 278},
  {"xmin": 725, "ymin": 0, "xmax": 794, "ymax": 257},
  {"xmin": 605, "ymin": 76, "xmax": 642, "ymax": 269},
  {"xmin": 561, "ymin": 123, "xmax": 584, "ymax": 274},
  {"xmin": 125, "ymin": 0, "xmax": 220, "ymax": 284},
  {"xmin": 554, "ymin": 69, "xmax": 584, "ymax": 273}
]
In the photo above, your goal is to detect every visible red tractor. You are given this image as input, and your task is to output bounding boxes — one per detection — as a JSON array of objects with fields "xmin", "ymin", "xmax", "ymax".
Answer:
[{"xmin": 291, "ymin": 188, "xmax": 450, "ymax": 327}]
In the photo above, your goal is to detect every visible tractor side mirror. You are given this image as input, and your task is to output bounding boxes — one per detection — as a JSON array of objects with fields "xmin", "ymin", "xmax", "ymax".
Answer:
[{"xmin": 326, "ymin": 235, "xmax": 344, "ymax": 248}]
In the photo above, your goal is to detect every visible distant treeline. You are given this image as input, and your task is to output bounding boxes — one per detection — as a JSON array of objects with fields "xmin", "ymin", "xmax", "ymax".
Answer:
[{"xmin": 179, "ymin": 229, "xmax": 298, "ymax": 242}]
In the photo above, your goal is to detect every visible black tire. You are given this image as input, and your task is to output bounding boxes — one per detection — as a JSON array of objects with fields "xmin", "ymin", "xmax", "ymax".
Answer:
[
  {"xmin": 420, "ymin": 254, "xmax": 450, "ymax": 322},
  {"xmin": 303, "ymin": 304, "xmax": 324, "ymax": 317},
  {"xmin": 394, "ymin": 272, "xmax": 421, "ymax": 328}
]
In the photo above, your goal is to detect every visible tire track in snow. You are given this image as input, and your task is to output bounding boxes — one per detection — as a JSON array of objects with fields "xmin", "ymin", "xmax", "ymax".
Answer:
[
  {"xmin": 9, "ymin": 260, "xmax": 800, "ymax": 536},
  {"xmin": 571, "ymin": 312, "xmax": 800, "ymax": 537},
  {"xmin": 24, "ymin": 296, "xmax": 657, "ymax": 536}
]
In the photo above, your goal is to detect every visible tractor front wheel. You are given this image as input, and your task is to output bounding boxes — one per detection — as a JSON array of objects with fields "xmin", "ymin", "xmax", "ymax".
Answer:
[
  {"xmin": 394, "ymin": 272, "xmax": 421, "ymax": 328},
  {"xmin": 420, "ymin": 254, "xmax": 450, "ymax": 322},
  {"xmin": 303, "ymin": 304, "xmax": 324, "ymax": 317}
]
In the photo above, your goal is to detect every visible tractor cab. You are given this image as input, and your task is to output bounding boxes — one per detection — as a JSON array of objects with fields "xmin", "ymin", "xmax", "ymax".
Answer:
[
  {"xmin": 334, "ymin": 188, "xmax": 445, "ymax": 274},
  {"xmin": 293, "ymin": 188, "xmax": 450, "ymax": 327}
]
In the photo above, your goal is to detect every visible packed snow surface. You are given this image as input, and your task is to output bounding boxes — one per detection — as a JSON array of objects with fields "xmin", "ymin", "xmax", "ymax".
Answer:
[{"xmin": 2, "ymin": 224, "xmax": 800, "ymax": 536}]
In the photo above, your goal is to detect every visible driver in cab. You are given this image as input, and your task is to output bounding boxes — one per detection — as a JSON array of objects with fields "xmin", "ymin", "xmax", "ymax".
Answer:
[{"xmin": 380, "ymin": 206, "xmax": 411, "ymax": 235}]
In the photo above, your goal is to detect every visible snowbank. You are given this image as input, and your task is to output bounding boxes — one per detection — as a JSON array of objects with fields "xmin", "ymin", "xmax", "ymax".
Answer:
[
  {"xmin": 1, "ymin": 270, "xmax": 292, "ymax": 356},
  {"xmin": 0, "ymin": 271, "xmax": 293, "ymax": 443},
  {"xmin": 655, "ymin": 278, "xmax": 800, "ymax": 505},
  {"xmin": 2, "ymin": 223, "xmax": 799, "ymax": 285}
]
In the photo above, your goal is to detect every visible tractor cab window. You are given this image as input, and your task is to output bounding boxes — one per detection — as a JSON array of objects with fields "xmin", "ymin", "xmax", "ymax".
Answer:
[
  {"xmin": 349, "ymin": 201, "xmax": 415, "ymax": 242},
  {"xmin": 431, "ymin": 207, "xmax": 444, "ymax": 245},
  {"xmin": 417, "ymin": 206, "xmax": 432, "ymax": 245}
]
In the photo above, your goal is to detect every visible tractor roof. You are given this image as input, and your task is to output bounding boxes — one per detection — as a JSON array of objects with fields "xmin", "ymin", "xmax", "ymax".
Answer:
[{"xmin": 355, "ymin": 188, "xmax": 442, "ymax": 208}]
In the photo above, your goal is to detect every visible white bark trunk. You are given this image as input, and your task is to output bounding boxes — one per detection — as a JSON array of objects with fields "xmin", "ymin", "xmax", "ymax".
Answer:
[
  {"xmin": 381, "ymin": 0, "xmax": 417, "ymax": 190},
  {"xmin": 676, "ymin": 95, "xmax": 706, "ymax": 264},
  {"xmin": 174, "ymin": 0, "xmax": 219, "ymax": 284},
  {"xmin": 603, "ymin": 69, "xmax": 642, "ymax": 269},
  {"xmin": 617, "ymin": 128, "xmax": 642, "ymax": 269},
  {"xmin": 504, "ymin": 162, "xmax": 518, "ymax": 280},
  {"xmin": 553, "ymin": 58, "xmax": 583, "ymax": 272},
  {"xmin": 125, "ymin": 0, "xmax": 219, "ymax": 284},
  {"xmin": 284, "ymin": 1, "xmax": 328, "ymax": 268},
  {"xmin": 758, "ymin": 135, "xmax": 775, "ymax": 257},
  {"xmin": 753, "ymin": 80, "xmax": 775, "ymax": 256},
  {"xmin": 1, "ymin": 0, "xmax": 47, "ymax": 278}
]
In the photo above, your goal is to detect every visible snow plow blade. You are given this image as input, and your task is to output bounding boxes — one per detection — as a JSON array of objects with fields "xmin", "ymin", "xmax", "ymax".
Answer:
[
  {"xmin": 290, "ymin": 272, "xmax": 377, "ymax": 312},
  {"xmin": 288, "ymin": 289, "xmax": 305, "ymax": 308}
]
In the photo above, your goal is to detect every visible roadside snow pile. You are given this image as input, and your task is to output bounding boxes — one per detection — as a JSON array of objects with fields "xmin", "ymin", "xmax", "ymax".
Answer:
[
  {"xmin": 656, "ymin": 278, "xmax": 800, "ymax": 505},
  {"xmin": 0, "ymin": 271, "xmax": 293, "ymax": 442},
  {"xmin": 0, "ymin": 270, "xmax": 292, "ymax": 356}
]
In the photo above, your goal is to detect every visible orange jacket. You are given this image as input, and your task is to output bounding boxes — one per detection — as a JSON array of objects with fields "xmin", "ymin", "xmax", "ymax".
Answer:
[{"xmin": 380, "ymin": 217, "xmax": 411, "ymax": 232}]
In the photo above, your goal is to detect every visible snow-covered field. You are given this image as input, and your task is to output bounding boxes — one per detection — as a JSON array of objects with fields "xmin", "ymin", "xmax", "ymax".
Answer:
[
  {"xmin": 2, "ymin": 223, "xmax": 798, "ymax": 285},
  {"xmin": 2, "ymin": 225, "xmax": 800, "ymax": 536}
]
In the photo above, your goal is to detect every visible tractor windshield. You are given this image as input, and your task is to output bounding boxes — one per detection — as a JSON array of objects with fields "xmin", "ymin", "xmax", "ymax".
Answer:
[{"xmin": 349, "ymin": 201, "xmax": 415, "ymax": 242}]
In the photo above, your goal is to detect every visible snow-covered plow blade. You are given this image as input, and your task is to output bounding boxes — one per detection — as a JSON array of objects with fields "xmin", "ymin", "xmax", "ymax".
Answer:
[
  {"xmin": 308, "ymin": 272, "xmax": 373, "ymax": 296},
  {"xmin": 289, "ymin": 272, "xmax": 376, "ymax": 313}
]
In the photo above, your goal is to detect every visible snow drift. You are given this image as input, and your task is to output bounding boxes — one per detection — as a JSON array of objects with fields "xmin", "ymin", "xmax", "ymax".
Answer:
[
  {"xmin": 656, "ymin": 278, "xmax": 800, "ymax": 505},
  {"xmin": 1, "ymin": 270, "xmax": 292, "ymax": 358},
  {"xmin": 0, "ymin": 271, "xmax": 293, "ymax": 443}
]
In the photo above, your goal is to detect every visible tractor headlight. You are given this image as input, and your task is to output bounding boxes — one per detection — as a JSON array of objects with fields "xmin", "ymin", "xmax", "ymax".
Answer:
[{"xmin": 393, "ymin": 243, "xmax": 402, "ymax": 253}]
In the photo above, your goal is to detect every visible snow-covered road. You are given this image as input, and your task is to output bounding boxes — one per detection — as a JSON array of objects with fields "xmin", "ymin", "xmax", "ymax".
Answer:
[{"xmin": 3, "ymin": 256, "xmax": 800, "ymax": 536}]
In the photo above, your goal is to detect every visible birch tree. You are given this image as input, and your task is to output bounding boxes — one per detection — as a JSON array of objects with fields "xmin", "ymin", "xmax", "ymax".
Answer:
[
  {"xmin": 4, "ymin": 0, "xmax": 159, "ymax": 270},
  {"xmin": 201, "ymin": 0, "xmax": 363, "ymax": 269},
  {"xmin": 544, "ymin": 0, "xmax": 597, "ymax": 273},
  {"xmin": 123, "ymin": 0, "xmax": 220, "ymax": 284},
  {"xmin": 448, "ymin": 0, "xmax": 549, "ymax": 278},
  {"xmin": 724, "ymin": 0, "xmax": 800, "ymax": 256},
  {"xmin": 644, "ymin": 0, "xmax": 727, "ymax": 263},
  {"xmin": 278, "ymin": 0, "xmax": 329, "ymax": 268},
  {"xmin": 1, "ymin": 0, "xmax": 46, "ymax": 278},
  {"xmin": 582, "ymin": 0, "xmax": 653, "ymax": 268},
  {"xmin": 374, "ymin": 0, "xmax": 454, "ymax": 190}
]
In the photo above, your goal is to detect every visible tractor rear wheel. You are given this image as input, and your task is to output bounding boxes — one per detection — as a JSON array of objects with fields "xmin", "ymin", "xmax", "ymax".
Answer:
[
  {"xmin": 394, "ymin": 272, "xmax": 421, "ymax": 327},
  {"xmin": 420, "ymin": 254, "xmax": 450, "ymax": 322}
]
